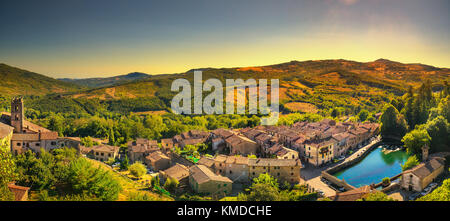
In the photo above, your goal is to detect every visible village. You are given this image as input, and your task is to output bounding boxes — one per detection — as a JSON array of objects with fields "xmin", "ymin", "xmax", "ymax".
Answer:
[{"xmin": 1, "ymin": 97, "xmax": 447, "ymax": 201}]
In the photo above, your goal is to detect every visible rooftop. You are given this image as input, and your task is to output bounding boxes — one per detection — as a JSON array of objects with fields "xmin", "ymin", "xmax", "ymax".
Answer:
[{"xmin": 189, "ymin": 165, "xmax": 232, "ymax": 184}]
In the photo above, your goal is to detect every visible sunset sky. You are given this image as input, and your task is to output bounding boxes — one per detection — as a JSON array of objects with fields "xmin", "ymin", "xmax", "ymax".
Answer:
[{"xmin": 0, "ymin": 0, "xmax": 449, "ymax": 78}]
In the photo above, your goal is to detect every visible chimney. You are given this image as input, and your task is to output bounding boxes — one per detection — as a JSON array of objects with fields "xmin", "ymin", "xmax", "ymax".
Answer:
[{"xmin": 422, "ymin": 145, "xmax": 430, "ymax": 162}]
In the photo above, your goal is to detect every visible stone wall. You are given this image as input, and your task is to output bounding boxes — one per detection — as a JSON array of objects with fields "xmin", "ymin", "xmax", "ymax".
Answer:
[
  {"xmin": 321, "ymin": 171, "xmax": 355, "ymax": 191},
  {"xmin": 320, "ymin": 140, "xmax": 382, "ymax": 191}
]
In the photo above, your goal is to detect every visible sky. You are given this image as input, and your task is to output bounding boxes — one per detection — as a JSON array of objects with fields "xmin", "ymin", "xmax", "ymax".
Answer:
[{"xmin": 0, "ymin": 0, "xmax": 449, "ymax": 78}]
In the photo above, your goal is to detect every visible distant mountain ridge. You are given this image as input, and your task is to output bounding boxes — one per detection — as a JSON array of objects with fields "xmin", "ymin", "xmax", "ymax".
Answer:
[{"xmin": 59, "ymin": 72, "xmax": 151, "ymax": 88}]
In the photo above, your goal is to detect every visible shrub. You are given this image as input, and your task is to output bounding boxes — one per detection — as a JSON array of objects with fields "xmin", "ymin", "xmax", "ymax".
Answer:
[
  {"xmin": 129, "ymin": 162, "xmax": 147, "ymax": 178},
  {"xmin": 382, "ymin": 177, "xmax": 391, "ymax": 186},
  {"xmin": 402, "ymin": 155, "xmax": 420, "ymax": 171}
]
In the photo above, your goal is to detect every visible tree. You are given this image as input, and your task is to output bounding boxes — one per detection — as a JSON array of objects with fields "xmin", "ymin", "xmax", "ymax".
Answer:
[
  {"xmin": 120, "ymin": 155, "xmax": 130, "ymax": 170},
  {"xmin": 381, "ymin": 177, "xmax": 390, "ymax": 186},
  {"xmin": 151, "ymin": 175, "xmax": 160, "ymax": 188},
  {"xmin": 164, "ymin": 177, "xmax": 179, "ymax": 192},
  {"xmin": 401, "ymin": 129, "xmax": 431, "ymax": 156},
  {"xmin": 14, "ymin": 150, "xmax": 55, "ymax": 190},
  {"xmin": 66, "ymin": 158, "xmax": 121, "ymax": 201},
  {"xmin": 251, "ymin": 173, "xmax": 279, "ymax": 189},
  {"xmin": 380, "ymin": 104, "xmax": 408, "ymax": 140},
  {"xmin": 247, "ymin": 183, "xmax": 281, "ymax": 201},
  {"xmin": 358, "ymin": 110, "xmax": 369, "ymax": 122},
  {"xmin": 358, "ymin": 192, "xmax": 395, "ymax": 201},
  {"xmin": 417, "ymin": 178, "xmax": 450, "ymax": 201},
  {"xmin": 402, "ymin": 155, "xmax": 420, "ymax": 171},
  {"xmin": 108, "ymin": 127, "xmax": 115, "ymax": 145},
  {"xmin": 0, "ymin": 140, "xmax": 15, "ymax": 200},
  {"xmin": 80, "ymin": 136, "xmax": 94, "ymax": 147},
  {"xmin": 423, "ymin": 116, "xmax": 449, "ymax": 153},
  {"xmin": 105, "ymin": 157, "xmax": 116, "ymax": 166},
  {"xmin": 129, "ymin": 162, "xmax": 147, "ymax": 178}
]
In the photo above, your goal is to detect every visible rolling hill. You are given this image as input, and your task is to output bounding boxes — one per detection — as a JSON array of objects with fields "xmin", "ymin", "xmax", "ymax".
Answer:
[
  {"xmin": 59, "ymin": 72, "xmax": 151, "ymax": 88},
  {"xmin": 3, "ymin": 59, "xmax": 449, "ymax": 115},
  {"xmin": 0, "ymin": 63, "xmax": 85, "ymax": 97}
]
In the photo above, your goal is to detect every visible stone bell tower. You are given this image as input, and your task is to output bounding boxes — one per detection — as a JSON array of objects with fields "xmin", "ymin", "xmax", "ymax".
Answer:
[
  {"xmin": 11, "ymin": 97, "xmax": 24, "ymax": 133},
  {"xmin": 422, "ymin": 145, "xmax": 429, "ymax": 162}
]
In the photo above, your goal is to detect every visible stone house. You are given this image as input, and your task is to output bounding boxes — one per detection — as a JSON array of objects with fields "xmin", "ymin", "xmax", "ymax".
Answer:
[
  {"xmin": 189, "ymin": 165, "xmax": 233, "ymax": 195},
  {"xmin": 400, "ymin": 157, "xmax": 445, "ymax": 192},
  {"xmin": 225, "ymin": 134, "xmax": 259, "ymax": 156},
  {"xmin": 161, "ymin": 138, "xmax": 174, "ymax": 152},
  {"xmin": 159, "ymin": 163, "xmax": 190, "ymax": 188},
  {"xmin": 248, "ymin": 158, "xmax": 302, "ymax": 184},
  {"xmin": 128, "ymin": 138, "xmax": 159, "ymax": 163},
  {"xmin": 267, "ymin": 144, "xmax": 299, "ymax": 160},
  {"xmin": 145, "ymin": 151, "xmax": 171, "ymax": 171},
  {"xmin": 304, "ymin": 137, "xmax": 336, "ymax": 166},
  {"xmin": 332, "ymin": 132, "xmax": 351, "ymax": 158},
  {"xmin": 91, "ymin": 145, "xmax": 119, "ymax": 162},
  {"xmin": 221, "ymin": 155, "xmax": 249, "ymax": 183},
  {"xmin": 210, "ymin": 128, "xmax": 234, "ymax": 151}
]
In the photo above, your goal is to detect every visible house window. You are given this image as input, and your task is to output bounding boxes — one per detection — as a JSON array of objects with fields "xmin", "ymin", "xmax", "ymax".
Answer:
[
  {"xmin": 17, "ymin": 143, "xmax": 21, "ymax": 146},
  {"xmin": 229, "ymin": 170, "xmax": 232, "ymax": 174},
  {"xmin": 101, "ymin": 153, "xmax": 104, "ymax": 156},
  {"xmin": 96, "ymin": 152, "xmax": 99, "ymax": 156},
  {"xmin": 252, "ymin": 172, "xmax": 255, "ymax": 175},
  {"xmin": 36, "ymin": 143, "xmax": 40, "ymax": 146},
  {"xmin": 277, "ymin": 173, "xmax": 280, "ymax": 176},
  {"xmin": 51, "ymin": 141, "xmax": 56, "ymax": 145}
]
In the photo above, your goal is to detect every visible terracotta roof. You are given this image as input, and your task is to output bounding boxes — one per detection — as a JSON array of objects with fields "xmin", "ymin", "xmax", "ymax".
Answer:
[
  {"xmin": 404, "ymin": 158, "xmax": 445, "ymax": 179},
  {"xmin": 92, "ymin": 145, "xmax": 119, "ymax": 153},
  {"xmin": 212, "ymin": 128, "xmax": 234, "ymax": 139},
  {"xmin": 1, "ymin": 113, "xmax": 51, "ymax": 133},
  {"xmin": 8, "ymin": 183, "xmax": 30, "ymax": 201},
  {"xmin": 0, "ymin": 122, "xmax": 13, "ymax": 139},
  {"xmin": 214, "ymin": 154, "xmax": 228, "ymax": 163},
  {"xmin": 332, "ymin": 185, "xmax": 374, "ymax": 201},
  {"xmin": 161, "ymin": 138, "xmax": 174, "ymax": 144},
  {"xmin": 332, "ymin": 132, "xmax": 350, "ymax": 142},
  {"xmin": 146, "ymin": 151, "xmax": 170, "ymax": 162},
  {"xmin": 190, "ymin": 165, "xmax": 232, "ymax": 184},
  {"xmin": 248, "ymin": 158, "xmax": 301, "ymax": 167},
  {"xmin": 162, "ymin": 163, "xmax": 189, "ymax": 181},
  {"xmin": 224, "ymin": 155, "xmax": 249, "ymax": 165},
  {"xmin": 225, "ymin": 134, "xmax": 257, "ymax": 146},
  {"xmin": 39, "ymin": 131, "xmax": 58, "ymax": 140},
  {"xmin": 198, "ymin": 157, "xmax": 215, "ymax": 168},
  {"xmin": 254, "ymin": 133, "xmax": 272, "ymax": 143},
  {"xmin": 11, "ymin": 133, "xmax": 39, "ymax": 141}
]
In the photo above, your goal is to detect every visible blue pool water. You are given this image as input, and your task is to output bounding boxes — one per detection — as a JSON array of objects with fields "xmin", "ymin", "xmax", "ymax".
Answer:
[{"xmin": 333, "ymin": 147, "xmax": 409, "ymax": 187}]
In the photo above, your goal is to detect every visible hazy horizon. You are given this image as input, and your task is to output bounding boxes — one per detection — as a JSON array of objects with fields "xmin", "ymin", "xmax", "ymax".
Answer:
[{"xmin": 1, "ymin": 0, "xmax": 449, "ymax": 78}]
